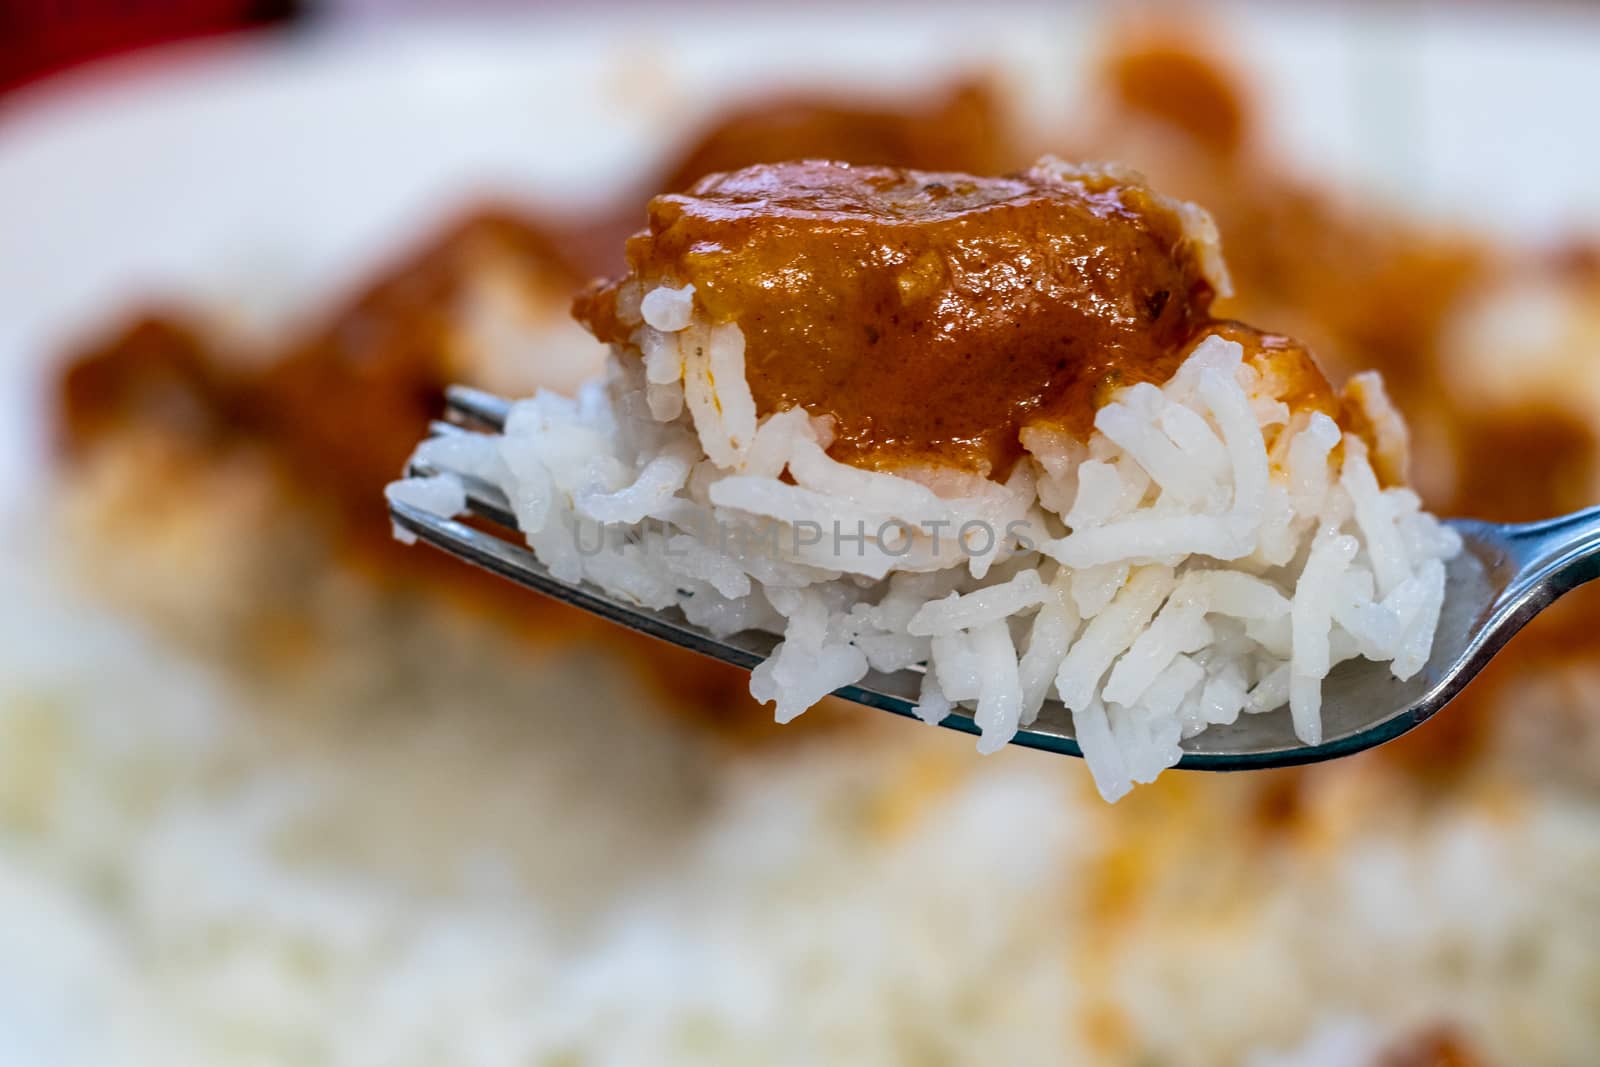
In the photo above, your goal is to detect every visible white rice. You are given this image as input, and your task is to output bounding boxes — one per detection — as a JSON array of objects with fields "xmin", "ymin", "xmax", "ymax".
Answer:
[
  {"xmin": 384, "ymin": 474, "xmax": 467, "ymax": 545},
  {"xmin": 393, "ymin": 294, "xmax": 1461, "ymax": 801}
]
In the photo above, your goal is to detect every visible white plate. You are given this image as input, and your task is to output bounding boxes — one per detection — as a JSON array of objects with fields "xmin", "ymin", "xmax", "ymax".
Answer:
[{"xmin": 2, "ymin": 5, "xmax": 1599, "ymax": 520}]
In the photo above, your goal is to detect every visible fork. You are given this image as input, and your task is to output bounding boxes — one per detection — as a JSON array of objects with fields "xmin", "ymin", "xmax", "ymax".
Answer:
[{"xmin": 389, "ymin": 385, "xmax": 1600, "ymax": 770}]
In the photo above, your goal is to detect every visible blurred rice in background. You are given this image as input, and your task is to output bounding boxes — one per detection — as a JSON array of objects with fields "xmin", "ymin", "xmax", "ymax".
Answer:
[{"xmin": 3, "ymin": 3, "xmax": 1600, "ymax": 1065}]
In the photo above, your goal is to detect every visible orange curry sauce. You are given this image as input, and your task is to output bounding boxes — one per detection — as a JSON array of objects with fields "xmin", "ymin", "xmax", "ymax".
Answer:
[{"xmin": 578, "ymin": 159, "xmax": 1342, "ymax": 477}]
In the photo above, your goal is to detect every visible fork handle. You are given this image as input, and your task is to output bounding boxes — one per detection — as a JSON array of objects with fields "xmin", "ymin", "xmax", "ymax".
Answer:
[{"xmin": 1498, "ymin": 503, "xmax": 1600, "ymax": 599}]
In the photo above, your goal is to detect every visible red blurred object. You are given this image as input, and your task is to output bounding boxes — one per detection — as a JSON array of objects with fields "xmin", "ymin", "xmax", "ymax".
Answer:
[{"xmin": 0, "ymin": 0, "xmax": 301, "ymax": 95}]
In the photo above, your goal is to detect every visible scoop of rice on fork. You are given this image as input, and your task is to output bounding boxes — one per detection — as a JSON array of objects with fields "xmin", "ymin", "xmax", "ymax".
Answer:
[{"xmin": 389, "ymin": 159, "xmax": 1459, "ymax": 800}]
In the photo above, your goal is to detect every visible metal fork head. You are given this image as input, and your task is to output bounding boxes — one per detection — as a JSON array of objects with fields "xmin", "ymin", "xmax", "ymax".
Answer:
[{"xmin": 393, "ymin": 387, "xmax": 1600, "ymax": 771}]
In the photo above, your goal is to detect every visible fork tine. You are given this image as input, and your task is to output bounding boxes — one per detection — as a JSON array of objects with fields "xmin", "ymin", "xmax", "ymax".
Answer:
[
  {"xmin": 406, "ymin": 427, "xmax": 518, "ymax": 530},
  {"xmin": 388, "ymin": 499, "xmax": 774, "ymax": 673},
  {"xmin": 445, "ymin": 385, "xmax": 511, "ymax": 431}
]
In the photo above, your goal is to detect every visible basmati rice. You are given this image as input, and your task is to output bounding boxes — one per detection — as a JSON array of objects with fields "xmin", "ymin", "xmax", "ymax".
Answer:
[{"xmin": 393, "ymin": 290, "xmax": 1461, "ymax": 801}]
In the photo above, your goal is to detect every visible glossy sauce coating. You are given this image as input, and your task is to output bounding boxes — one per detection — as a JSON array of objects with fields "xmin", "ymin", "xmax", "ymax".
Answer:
[{"xmin": 578, "ymin": 160, "xmax": 1229, "ymax": 475}]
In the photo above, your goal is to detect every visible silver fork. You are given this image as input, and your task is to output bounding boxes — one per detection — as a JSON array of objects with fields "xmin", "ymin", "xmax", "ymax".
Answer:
[{"xmin": 390, "ymin": 385, "xmax": 1600, "ymax": 771}]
